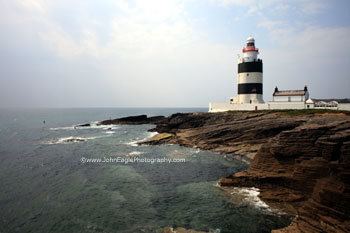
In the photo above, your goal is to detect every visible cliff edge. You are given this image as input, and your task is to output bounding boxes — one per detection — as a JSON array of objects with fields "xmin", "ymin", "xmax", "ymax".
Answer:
[{"xmin": 143, "ymin": 110, "xmax": 350, "ymax": 233}]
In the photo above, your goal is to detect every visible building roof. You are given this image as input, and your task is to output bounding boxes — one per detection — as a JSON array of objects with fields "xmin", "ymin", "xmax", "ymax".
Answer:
[
  {"xmin": 273, "ymin": 90, "xmax": 306, "ymax": 96},
  {"xmin": 313, "ymin": 98, "xmax": 350, "ymax": 103},
  {"xmin": 246, "ymin": 36, "xmax": 255, "ymax": 43},
  {"xmin": 306, "ymin": 98, "xmax": 314, "ymax": 104},
  {"xmin": 273, "ymin": 86, "xmax": 308, "ymax": 97}
]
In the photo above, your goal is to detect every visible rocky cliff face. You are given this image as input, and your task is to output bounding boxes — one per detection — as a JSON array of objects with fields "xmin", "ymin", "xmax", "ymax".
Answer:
[{"xmin": 145, "ymin": 110, "xmax": 350, "ymax": 233}]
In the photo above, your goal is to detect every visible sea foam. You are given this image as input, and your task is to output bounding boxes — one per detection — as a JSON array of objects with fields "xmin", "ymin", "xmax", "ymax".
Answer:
[
  {"xmin": 50, "ymin": 122, "xmax": 119, "ymax": 131},
  {"xmin": 125, "ymin": 132, "xmax": 158, "ymax": 147},
  {"xmin": 127, "ymin": 151, "xmax": 144, "ymax": 157},
  {"xmin": 42, "ymin": 135, "xmax": 105, "ymax": 145},
  {"xmin": 230, "ymin": 187, "xmax": 270, "ymax": 209}
]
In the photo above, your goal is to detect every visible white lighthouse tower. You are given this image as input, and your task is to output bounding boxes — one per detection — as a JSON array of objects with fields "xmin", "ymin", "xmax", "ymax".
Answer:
[
  {"xmin": 209, "ymin": 36, "xmax": 319, "ymax": 112},
  {"xmin": 236, "ymin": 36, "xmax": 264, "ymax": 104}
]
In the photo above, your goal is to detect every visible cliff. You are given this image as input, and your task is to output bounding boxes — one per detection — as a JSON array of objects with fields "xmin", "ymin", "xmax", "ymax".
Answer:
[{"xmin": 141, "ymin": 110, "xmax": 350, "ymax": 233}]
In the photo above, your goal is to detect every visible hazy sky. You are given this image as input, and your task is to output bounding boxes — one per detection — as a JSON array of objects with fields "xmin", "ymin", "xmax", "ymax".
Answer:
[{"xmin": 1, "ymin": 0, "xmax": 350, "ymax": 108}]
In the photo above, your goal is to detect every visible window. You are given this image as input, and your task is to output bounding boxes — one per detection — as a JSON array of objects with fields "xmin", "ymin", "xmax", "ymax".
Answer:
[{"xmin": 288, "ymin": 97, "xmax": 291, "ymax": 102}]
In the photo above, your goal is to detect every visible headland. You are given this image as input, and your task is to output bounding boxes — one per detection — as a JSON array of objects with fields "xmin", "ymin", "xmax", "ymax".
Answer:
[{"xmin": 95, "ymin": 109, "xmax": 350, "ymax": 232}]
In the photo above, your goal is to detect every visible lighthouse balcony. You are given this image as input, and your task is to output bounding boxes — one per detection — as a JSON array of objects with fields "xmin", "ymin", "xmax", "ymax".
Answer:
[
  {"xmin": 242, "ymin": 47, "xmax": 259, "ymax": 52},
  {"xmin": 241, "ymin": 58, "xmax": 262, "ymax": 63}
]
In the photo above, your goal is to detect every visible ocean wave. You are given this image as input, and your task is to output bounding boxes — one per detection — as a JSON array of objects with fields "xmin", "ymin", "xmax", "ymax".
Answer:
[
  {"xmin": 50, "ymin": 122, "xmax": 119, "ymax": 131},
  {"xmin": 42, "ymin": 136, "xmax": 102, "ymax": 145},
  {"xmin": 125, "ymin": 132, "xmax": 158, "ymax": 147},
  {"xmin": 230, "ymin": 187, "xmax": 270, "ymax": 210},
  {"xmin": 85, "ymin": 122, "xmax": 119, "ymax": 130},
  {"xmin": 49, "ymin": 126, "xmax": 75, "ymax": 131},
  {"xmin": 125, "ymin": 140, "xmax": 139, "ymax": 147},
  {"xmin": 147, "ymin": 132, "xmax": 158, "ymax": 139},
  {"xmin": 127, "ymin": 151, "xmax": 144, "ymax": 157},
  {"xmin": 217, "ymin": 185, "xmax": 280, "ymax": 213},
  {"xmin": 192, "ymin": 148, "xmax": 201, "ymax": 154}
]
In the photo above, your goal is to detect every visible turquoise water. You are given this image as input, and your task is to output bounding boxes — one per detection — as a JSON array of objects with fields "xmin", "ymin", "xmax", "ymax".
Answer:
[{"xmin": 0, "ymin": 108, "xmax": 291, "ymax": 233}]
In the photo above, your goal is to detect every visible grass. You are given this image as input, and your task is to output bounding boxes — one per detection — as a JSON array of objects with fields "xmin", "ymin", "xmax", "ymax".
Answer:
[
  {"xmin": 270, "ymin": 109, "xmax": 350, "ymax": 116},
  {"xmin": 222, "ymin": 109, "xmax": 350, "ymax": 116}
]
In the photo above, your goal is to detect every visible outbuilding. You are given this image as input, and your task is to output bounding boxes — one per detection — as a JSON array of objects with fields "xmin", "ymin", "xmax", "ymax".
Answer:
[{"xmin": 272, "ymin": 86, "xmax": 309, "ymax": 102}]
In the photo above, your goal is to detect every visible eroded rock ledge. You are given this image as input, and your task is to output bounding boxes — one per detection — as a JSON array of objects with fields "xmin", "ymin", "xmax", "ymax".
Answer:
[
  {"xmin": 145, "ymin": 110, "xmax": 350, "ymax": 233},
  {"xmin": 99, "ymin": 110, "xmax": 350, "ymax": 232}
]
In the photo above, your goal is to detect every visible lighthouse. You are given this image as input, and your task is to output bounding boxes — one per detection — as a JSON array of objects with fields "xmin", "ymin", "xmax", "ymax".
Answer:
[
  {"xmin": 209, "ymin": 36, "xmax": 319, "ymax": 112},
  {"xmin": 237, "ymin": 36, "xmax": 264, "ymax": 104}
]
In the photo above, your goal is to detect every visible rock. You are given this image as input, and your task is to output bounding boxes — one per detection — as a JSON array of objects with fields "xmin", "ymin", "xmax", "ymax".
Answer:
[
  {"xmin": 216, "ymin": 113, "xmax": 350, "ymax": 233},
  {"xmin": 63, "ymin": 137, "xmax": 85, "ymax": 143},
  {"xmin": 98, "ymin": 115, "xmax": 165, "ymax": 125},
  {"xmin": 150, "ymin": 111, "xmax": 308, "ymax": 156},
  {"xmin": 77, "ymin": 123, "xmax": 90, "ymax": 127},
  {"xmin": 147, "ymin": 110, "xmax": 350, "ymax": 232},
  {"xmin": 162, "ymin": 227, "xmax": 209, "ymax": 233},
  {"xmin": 141, "ymin": 133, "xmax": 174, "ymax": 145}
]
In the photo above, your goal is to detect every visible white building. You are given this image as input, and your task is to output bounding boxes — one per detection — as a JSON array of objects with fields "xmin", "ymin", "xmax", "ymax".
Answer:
[
  {"xmin": 233, "ymin": 36, "xmax": 264, "ymax": 104},
  {"xmin": 272, "ymin": 86, "xmax": 309, "ymax": 102},
  {"xmin": 209, "ymin": 36, "xmax": 315, "ymax": 112},
  {"xmin": 266, "ymin": 86, "xmax": 313, "ymax": 110}
]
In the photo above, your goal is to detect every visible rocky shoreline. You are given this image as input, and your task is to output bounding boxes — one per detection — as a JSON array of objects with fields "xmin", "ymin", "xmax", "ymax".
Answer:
[{"xmin": 97, "ymin": 110, "xmax": 350, "ymax": 233}]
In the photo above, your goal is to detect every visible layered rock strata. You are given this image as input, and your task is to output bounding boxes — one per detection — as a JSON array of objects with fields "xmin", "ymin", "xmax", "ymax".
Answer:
[
  {"xmin": 98, "ymin": 110, "xmax": 350, "ymax": 232},
  {"xmin": 146, "ymin": 110, "xmax": 350, "ymax": 232}
]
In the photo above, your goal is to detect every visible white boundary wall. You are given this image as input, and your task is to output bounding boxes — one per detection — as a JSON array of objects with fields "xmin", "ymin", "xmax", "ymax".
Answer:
[
  {"xmin": 268, "ymin": 101, "xmax": 307, "ymax": 110},
  {"xmin": 337, "ymin": 103, "xmax": 350, "ymax": 111},
  {"xmin": 209, "ymin": 101, "xmax": 308, "ymax": 112},
  {"xmin": 209, "ymin": 102, "xmax": 268, "ymax": 112},
  {"xmin": 209, "ymin": 102, "xmax": 350, "ymax": 112}
]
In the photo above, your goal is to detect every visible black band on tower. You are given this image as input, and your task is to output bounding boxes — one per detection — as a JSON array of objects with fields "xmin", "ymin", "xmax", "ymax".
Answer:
[
  {"xmin": 238, "ymin": 61, "xmax": 263, "ymax": 73},
  {"xmin": 238, "ymin": 83, "xmax": 263, "ymax": 94}
]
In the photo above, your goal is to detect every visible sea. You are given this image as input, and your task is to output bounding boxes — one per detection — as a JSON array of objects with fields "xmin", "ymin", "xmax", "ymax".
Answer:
[{"xmin": 0, "ymin": 108, "xmax": 291, "ymax": 233}]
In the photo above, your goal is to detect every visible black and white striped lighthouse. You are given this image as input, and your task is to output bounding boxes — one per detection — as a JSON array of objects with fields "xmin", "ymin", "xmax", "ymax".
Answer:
[{"xmin": 237, "ymin": 36, "xmax": 264, "ymax": 104}]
